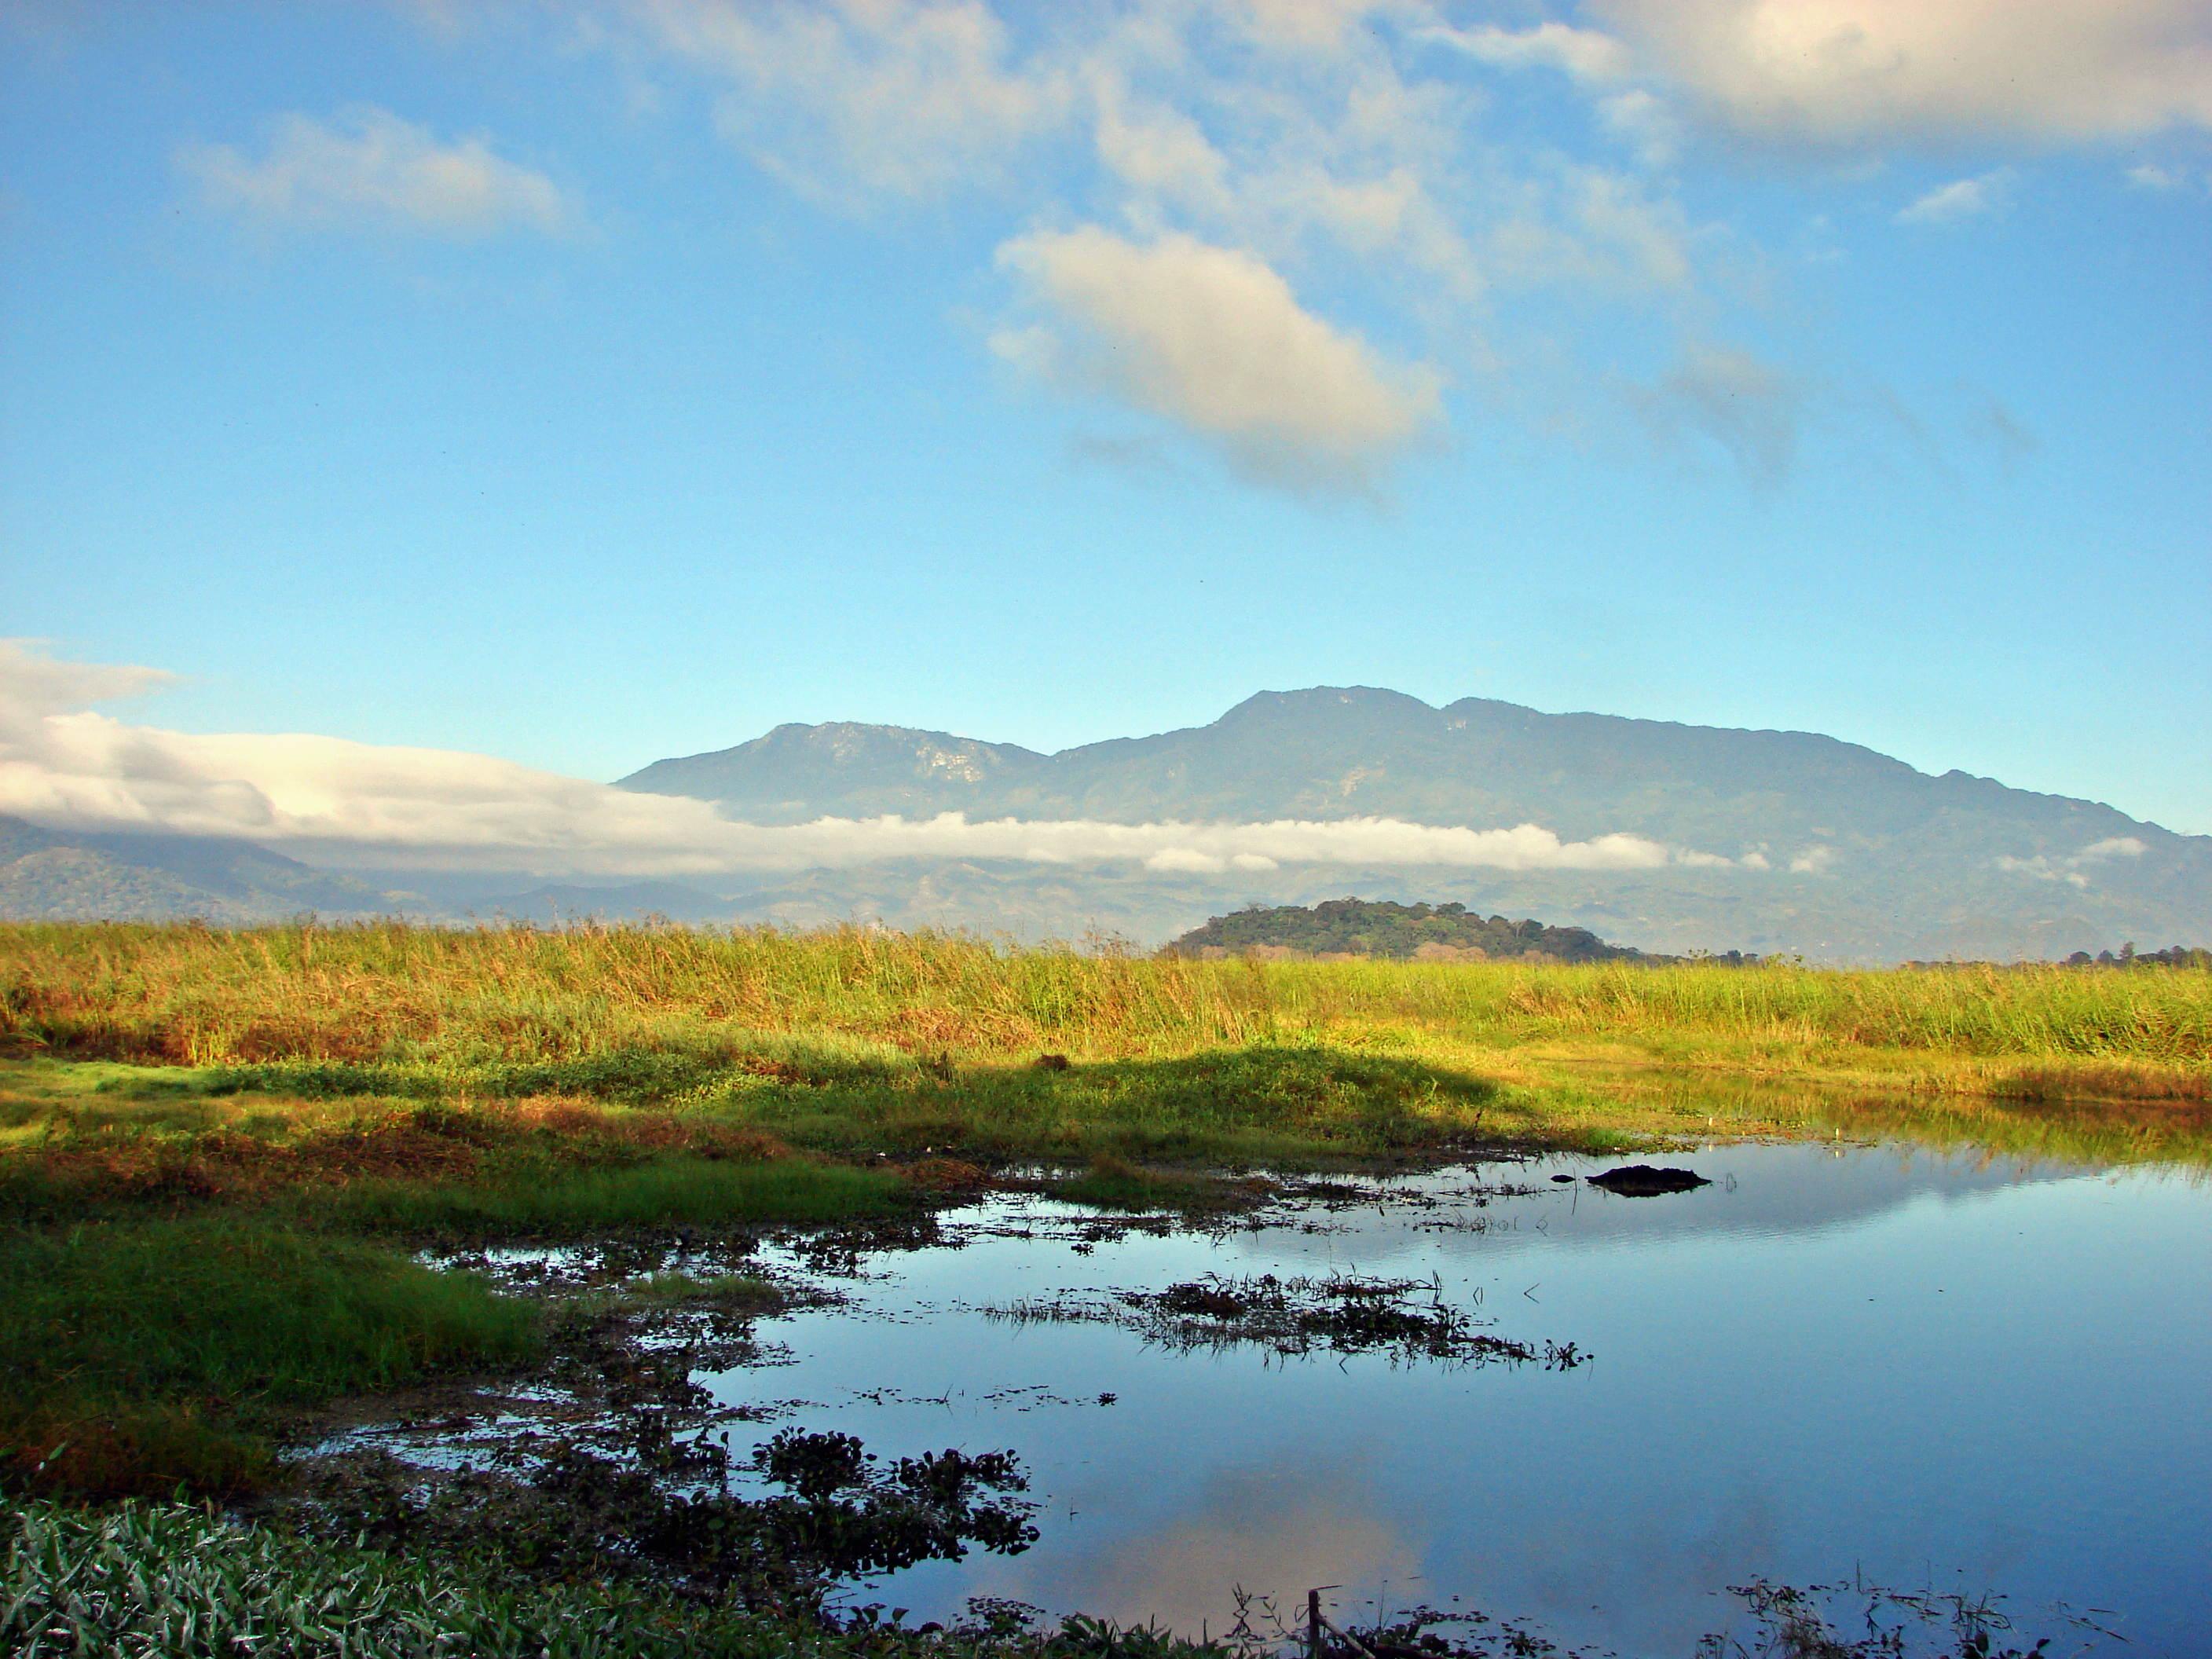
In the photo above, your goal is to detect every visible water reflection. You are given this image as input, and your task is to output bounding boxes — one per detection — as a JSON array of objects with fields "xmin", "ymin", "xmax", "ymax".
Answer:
[{"xmin": 709, "ymin": 1144, "xmax": 2212, "ymax": 1657}]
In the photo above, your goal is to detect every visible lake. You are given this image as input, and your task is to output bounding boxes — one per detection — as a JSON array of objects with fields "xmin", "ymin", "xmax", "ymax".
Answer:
[{"xmin": 712, "ymin": 1142, "xmax": 2212, "ymax": 1657}]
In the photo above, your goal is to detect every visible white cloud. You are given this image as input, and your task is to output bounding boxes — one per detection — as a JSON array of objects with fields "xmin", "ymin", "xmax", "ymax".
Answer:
[
  {"xmin": 632, "ymin": 0, "xmax": 1067, "ymax": 203},
  {"xmin": 579, "ymin": 2, "xmax": 1807, "ymax": 496},
  {"xmin": 178, "ymin": 108, "xmax": 575, "ymax": 237},
  {"xmin": 0, "ymin": 642, "xmax": 1739, "ymax": 881},
  {"xmin": 1895, "ymin": 168, "xmax": 2014, "ymax": 225},
  {"xmin": 1789, "ymin": 844, "xmax": 1837, "ymax": 874},
  {"xmin": 994, "ymin": 226, "xmax": 1443, "ymax": 491},
  {"xmin": 1426, "ymin": 22, "xmax": 1632, "ymax": 84},
  {"xmin": 2081, "ymin": 836, "xmax": 2148, "ymax": 861},
  {"xmin": 1993, "ymin": 836, "xmax": 2146, "ymax": 887},
  {"xmin": 1595, "ymin": 0, "xmax": 2212, "ymax": 145},
  {"xmin": 0, "ymin": 639, "xmax": 171, "ymax": 737}
]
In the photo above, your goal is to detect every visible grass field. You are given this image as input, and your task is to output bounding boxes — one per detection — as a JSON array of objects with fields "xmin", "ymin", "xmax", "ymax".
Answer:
[{"xmin": 1, "ymin": 921, "xmax": 2207, "ymax": 1522}]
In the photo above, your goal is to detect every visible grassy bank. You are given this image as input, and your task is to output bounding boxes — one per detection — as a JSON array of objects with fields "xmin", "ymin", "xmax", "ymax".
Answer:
[{"xmin": 2, "ymin": 921, "xmax": 2208, "ymax": 1497}]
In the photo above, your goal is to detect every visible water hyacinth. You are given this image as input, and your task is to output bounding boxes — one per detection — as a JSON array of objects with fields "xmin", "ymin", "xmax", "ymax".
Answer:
[{"xmin": 1, "ymin": 1497, "xmax": 778, "ymax": 1659}]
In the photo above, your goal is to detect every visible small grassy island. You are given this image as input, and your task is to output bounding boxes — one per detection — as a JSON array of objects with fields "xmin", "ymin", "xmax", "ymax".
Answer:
[
  {"xmin": 2, "ymin": 918, "xmax": 2206, "ymax": 1657},
  {"xmin": 1163, "ymin": 897, "xmax": 1708, "ymax": 963}
]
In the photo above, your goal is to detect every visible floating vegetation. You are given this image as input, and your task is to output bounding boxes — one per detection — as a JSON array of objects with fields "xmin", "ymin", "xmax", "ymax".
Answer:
[
  {"xmin": 1585, "ymin": 1163, "xmax": 1712, "ymax": 1196},
  {"xmin": 1697, "ymin": 1576, "xmax": 2114, "ymax": 1658},
  {"xmin": 989, "ymin": 1271, "xmax": 1588, "ymax": 1367}
]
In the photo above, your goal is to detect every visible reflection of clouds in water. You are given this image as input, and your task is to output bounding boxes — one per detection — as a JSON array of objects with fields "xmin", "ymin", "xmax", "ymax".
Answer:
[
  {"xmin": 981, "ymin": 1456, "xmax": 1423, "ymax": 1634},
  {"xmin": 1476, "ymin": 1479, "xmax": 1789, "ymax": 1650},
  {"xmin": 764, "ymin": 1144, "xmax": 2208, "ymax": 1654}
]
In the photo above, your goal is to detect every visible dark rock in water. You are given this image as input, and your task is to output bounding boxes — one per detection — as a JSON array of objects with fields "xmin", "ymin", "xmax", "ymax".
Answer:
[
  {"xmin": 1549, "ymin": 1173, "xmax": 1577, "ymax": 1184},
  {"xmin": 1587, "ymin": 1163, "xmax": 1712, "ymax": 1197}
]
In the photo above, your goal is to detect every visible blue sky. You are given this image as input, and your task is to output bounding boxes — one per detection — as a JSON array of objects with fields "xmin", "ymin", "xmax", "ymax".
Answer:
[{"xmin": 3, "ymin": 0, "xmax": 2208, "ymax": 839}]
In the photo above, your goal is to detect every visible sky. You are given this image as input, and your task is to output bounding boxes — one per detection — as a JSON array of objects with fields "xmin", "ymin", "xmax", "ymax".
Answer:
[{"xmin": 2, "ymin": 0, "xmax": 2209, "ymax": 861}]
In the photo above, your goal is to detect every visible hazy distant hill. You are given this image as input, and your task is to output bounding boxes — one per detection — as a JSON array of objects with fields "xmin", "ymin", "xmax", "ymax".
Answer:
[
  {"xmin": 621, "ymin": 687, "xmax": 2212, "ymax": 961},
  {"xmin": 0, "ymin": 815, "xmax": 423, "ymax": 924}
]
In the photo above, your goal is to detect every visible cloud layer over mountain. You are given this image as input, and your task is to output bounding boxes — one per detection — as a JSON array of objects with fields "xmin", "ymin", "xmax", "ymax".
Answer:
[{"xmin": 0, "ymin": 641, "xmax": 1700, "ymax": 877}]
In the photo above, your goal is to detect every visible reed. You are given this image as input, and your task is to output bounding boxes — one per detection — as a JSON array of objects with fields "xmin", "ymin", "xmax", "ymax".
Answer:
[{"xmin": 4, "ymin": 920, "xmax": 2206, "ymax": 1070}]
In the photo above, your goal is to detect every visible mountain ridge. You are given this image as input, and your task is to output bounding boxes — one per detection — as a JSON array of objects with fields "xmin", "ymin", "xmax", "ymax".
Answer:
[{"xmin": 613, "ymin": 686, "xmax": 2210, "ymax": 960}]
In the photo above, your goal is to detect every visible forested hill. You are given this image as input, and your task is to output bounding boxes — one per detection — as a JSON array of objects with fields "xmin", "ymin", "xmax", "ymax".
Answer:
[{"xmin": 1161, "ymin": 899, "xmax": 1708, "ymax": 964}]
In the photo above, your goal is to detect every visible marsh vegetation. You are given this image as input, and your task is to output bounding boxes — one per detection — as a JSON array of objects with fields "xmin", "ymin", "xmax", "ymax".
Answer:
[{"xmin": 1, "ymin": 921, "xmax": 2205, "ymax": 1654}]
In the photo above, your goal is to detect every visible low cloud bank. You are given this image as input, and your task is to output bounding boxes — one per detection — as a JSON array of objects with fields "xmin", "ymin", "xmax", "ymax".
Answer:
[
  {"xmin": 1996, "ymin": 836, "xmax": 2148, "ymax": 888},
  {"xmin": 2, "ymin": 641, "xmax": 1739, "ymax": 881}
]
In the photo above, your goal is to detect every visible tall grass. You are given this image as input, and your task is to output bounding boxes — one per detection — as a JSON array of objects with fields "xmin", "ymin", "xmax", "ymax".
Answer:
[{"xmin": 5, "ymin": 921, "xmax": 2207, "ymax": 1068}]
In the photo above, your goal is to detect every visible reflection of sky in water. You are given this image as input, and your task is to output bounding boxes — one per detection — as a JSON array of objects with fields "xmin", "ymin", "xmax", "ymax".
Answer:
[{"xmin": 708, "ymin": 1144, "xmax": 2212, "ymax": 1657}]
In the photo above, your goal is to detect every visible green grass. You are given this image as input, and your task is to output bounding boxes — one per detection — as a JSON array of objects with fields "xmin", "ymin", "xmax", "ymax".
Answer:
[
  {"xmin": 0, "ymin": 1496, "xmax": 1224, "ymax": 1659},
  {"xmin": 330, "ymin": 1156, "xmax": 906, "ymax": 1236},
  {"xmin": 0, "ymin": 1214, "xmax": 538, "ymax": 1495}
]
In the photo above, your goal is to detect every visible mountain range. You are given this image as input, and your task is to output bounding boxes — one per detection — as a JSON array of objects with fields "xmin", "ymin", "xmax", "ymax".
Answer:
[
  {"xmin": 616, "ymin": 687, "xmax": 2211, "ymax": 959},
  {"xmin": 5, "ymin": 687, "xmax": 2208, "ymax": 961}
]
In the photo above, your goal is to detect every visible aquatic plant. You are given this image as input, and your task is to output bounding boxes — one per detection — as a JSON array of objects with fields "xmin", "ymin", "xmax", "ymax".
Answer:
[{"xmin": 991, "ymin": 1271, "xmax": 1587, "ymax": 1366}]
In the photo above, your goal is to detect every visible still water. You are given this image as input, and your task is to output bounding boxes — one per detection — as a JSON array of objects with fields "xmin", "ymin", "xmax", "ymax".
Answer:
[{"xmin": 716, "ymin": 1144, "xmax": 2211, "ymax": 1657}]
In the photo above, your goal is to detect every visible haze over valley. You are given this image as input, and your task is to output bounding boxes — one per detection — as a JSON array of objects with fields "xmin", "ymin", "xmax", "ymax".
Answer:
[{"xmin": 6, "ymin": 672, "xmax": 2203, "ymax": 961}]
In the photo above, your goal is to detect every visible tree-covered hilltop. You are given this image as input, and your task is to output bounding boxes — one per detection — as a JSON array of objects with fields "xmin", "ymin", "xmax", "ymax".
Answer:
[{"xmin": 1161, "ymin": 898, "xmax": 1720, "ymax": 964}]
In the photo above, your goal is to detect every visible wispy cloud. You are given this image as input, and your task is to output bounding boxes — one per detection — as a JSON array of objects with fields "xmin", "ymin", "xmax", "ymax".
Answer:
[
  {"xmin": 631, "ymin": 0, "xmax": 1067, "ymax": 206},
  {"xmin": 1996, "ymin": 836, "xmax": 2148, "ymax": 888},
  {"xmin": 1629, "ymin": 341, "xmax": 1804, "ymax": 487},
  {"xmin": 178, "ymin": 107, "xmax": 577, "ymax": 238},
  {"xmin": 592, "ymin": 2, "xmax": 1750, "ymax": 496},
  {"xmin": 1423, "ymin": 22, "xmax": 1632, "ymax": 83},
  {"xmin": 0, "ymin": 641, "xmax": 1743, "ymax": 880},
  {"xmin": 1896, "ymin": 169, "xmax": 2016, "ymax": 225}
]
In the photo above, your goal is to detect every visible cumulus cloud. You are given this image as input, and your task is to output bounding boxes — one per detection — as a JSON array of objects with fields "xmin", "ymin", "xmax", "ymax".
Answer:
[
  {"xmin": 1594, "ymin": 0, "xmax": 2212, "ymax": 145},
  {"xmin": 178, "ymin": 107, "xmax": 576, "ymax": 237},
  {"xmin": 1629, "ymin": 340, "xmax": 1803, "ymax": 487},
  {"xmin": 994, "ymin": 227, "xmax": 1443, "ymax": 491},
  {"xmin": 1896, "ymin": 169, "xmax": 2015, "ymax": 225},
  {"xmin": 1996, "ymin": 836, "xmax": 2148, "ymax": 888},
  {"xmin": 0, "ymin": 642, "xmax": 1741, "ymax": 881}
]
